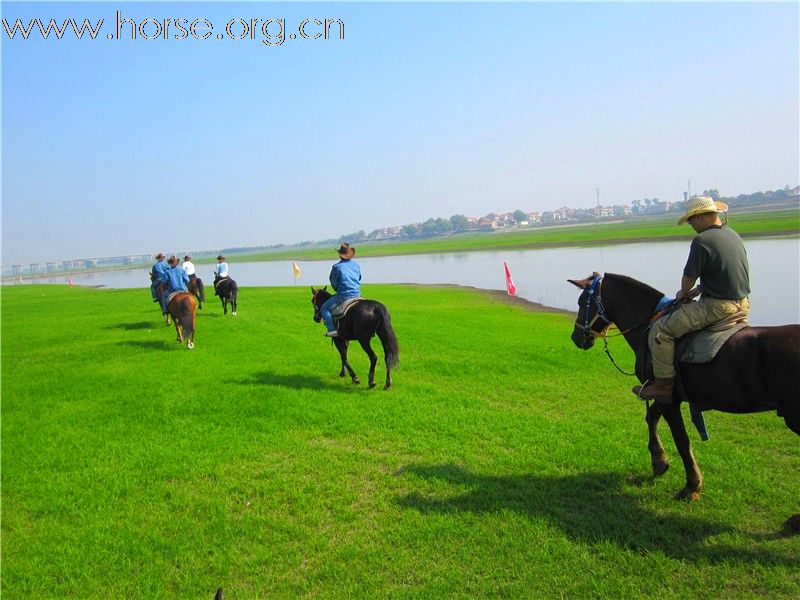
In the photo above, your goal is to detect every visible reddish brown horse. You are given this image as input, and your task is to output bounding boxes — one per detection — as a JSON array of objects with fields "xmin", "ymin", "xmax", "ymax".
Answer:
[
  {"xmin": 311, "ymin": 287, "xmax": 399, "ymax": 390},
  {"xmin": 156, "ymin": 283, "xmax": 198, "ymax": 349},
  {"xmin": 568, "ymin": 272, "xmax": 799, "ymax": 530}
]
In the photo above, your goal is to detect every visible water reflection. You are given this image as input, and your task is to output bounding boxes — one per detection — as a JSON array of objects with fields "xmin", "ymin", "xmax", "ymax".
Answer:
[{"xmin": 5, "ymin": 238, "xmax": 798, "ymax": 326}]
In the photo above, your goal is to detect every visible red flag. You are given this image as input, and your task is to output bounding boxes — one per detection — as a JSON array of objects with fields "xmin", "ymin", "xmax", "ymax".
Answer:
[{"xmin": 503, "ymin": 261, "xmax": 517, "ymax": 296}]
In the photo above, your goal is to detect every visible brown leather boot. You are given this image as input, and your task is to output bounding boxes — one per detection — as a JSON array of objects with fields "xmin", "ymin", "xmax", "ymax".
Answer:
[{"xmin": 632, "ymin": 377, "xmax": 674, "ymax": 403}]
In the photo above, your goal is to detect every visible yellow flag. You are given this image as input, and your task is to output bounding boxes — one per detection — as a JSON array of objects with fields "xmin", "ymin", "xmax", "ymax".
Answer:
[{"xmin": 292, "ymin": 261, "xmax": 302, "ymax": 278}]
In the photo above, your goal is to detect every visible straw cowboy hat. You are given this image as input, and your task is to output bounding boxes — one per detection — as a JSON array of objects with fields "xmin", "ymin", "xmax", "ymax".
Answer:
[
  {"xmin": 337, "ymin": 243, "xmax": 356, "ymax": 259},
  {"xmin": 677, "ymin": 196, "xmax": 729, "ymax": 225}
]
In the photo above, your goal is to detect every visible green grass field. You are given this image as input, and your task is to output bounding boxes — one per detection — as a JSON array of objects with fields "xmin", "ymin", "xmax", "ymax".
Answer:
[
  {"xmin": 232, "ymin": 208, "xmax": 800, "ymax": 263},
  {"xmin": 2, "ymin": 285, "xmax": 798, "ymax": 598}
]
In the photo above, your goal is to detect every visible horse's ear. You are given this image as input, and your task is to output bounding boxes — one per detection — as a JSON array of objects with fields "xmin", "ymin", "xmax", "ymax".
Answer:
[
  {"xmin": 323, "ymin": 286, "xmax": 327, "ymax": 292},
  {"xmin": 568, "ymin": 272, "xmax": 602, "ymax": 289},
  {"xmin": 311, "ymin": 286, "xmax": 316, "ymax": 293},
  {"xmin": 567, "ymin": 278, "xmax": 589, "ymax": 289}
]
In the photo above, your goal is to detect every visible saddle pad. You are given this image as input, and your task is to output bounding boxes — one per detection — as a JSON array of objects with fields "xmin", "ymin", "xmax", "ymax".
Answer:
[
  {"xmin": 166, "ymin": 291, "xmax": 184, "ymax": 305},
  {"xmin": 331, "ymin": 297, "xmax": 363, "ymax": 318},
  {"xmin": 678, "ymin": 322, "xmax": 748, "ymax": 364}
]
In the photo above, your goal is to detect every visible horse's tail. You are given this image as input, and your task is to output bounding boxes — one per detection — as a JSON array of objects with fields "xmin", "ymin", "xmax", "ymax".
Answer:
[
  {"xmin": 183, "ymin": 294, "xmax": 197, "ymax": 341},
  {"xmin": 376, "ymin": 303, "xmax": 399, "ymax": 368},
  {"xmin": 230, "ymin": 280, "xmax": 238, "ymax": 301},
  {"xmin": 197, "ymin": 278, "xmax": 205, "ymax": 303}
]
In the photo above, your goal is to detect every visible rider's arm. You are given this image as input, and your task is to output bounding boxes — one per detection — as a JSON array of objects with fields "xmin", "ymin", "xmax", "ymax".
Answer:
[{"xmin": 676, "ymin": 275, "xmax": 699, "ymax": 301}]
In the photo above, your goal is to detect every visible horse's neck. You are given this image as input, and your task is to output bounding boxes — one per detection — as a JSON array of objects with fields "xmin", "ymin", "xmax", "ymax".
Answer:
[{"xmin": 604, "ymin": 276, "xmax": 661, "ymax": 353}]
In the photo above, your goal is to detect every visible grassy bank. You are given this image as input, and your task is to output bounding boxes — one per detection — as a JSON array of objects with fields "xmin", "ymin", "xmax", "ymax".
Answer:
[
  {"xmin": 237, "ymin": 208, "xmax": 800, "ymax": 263},
  {"xmin": 2, "ymin": 285, "xmax": 798, "ymax": 598}
]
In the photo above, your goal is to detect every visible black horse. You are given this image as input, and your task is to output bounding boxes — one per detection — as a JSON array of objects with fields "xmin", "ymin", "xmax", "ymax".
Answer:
[
  {"xmin": 189, "ymin": 276, "xmax": 205, "ymax": 309},
  {"xmin": 311, "ymin": 287, "xmax": 399, "ymax": 390},
  {"xmin": 568, "ymin": 272, "xmax": 799, "ymax": 529},
  {"xmin": 215, "ymin": 278, "xmax": 238, "ymax": 315}
]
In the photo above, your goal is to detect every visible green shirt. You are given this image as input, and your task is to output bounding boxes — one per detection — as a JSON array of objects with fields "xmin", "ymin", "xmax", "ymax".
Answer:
[{"xmin": 683, "ymin": 224, "xmax": 750, "ymax": 300}]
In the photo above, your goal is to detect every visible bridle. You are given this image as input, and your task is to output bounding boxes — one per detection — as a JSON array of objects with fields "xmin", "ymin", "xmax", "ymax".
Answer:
[
  {"xmin": 575, "ymin": 275, "xmax": 637, "ymax": 377},
  {"xmin": 311, "ymin": 288, "xmax": 326, "ymax": 322},
  {"xmin": 577, "ymin": 275, "xmax": 613, "ymax": 340},
  {"xmin": 575, "ymin": 274, "xmax": 684, "ymax": 378}
]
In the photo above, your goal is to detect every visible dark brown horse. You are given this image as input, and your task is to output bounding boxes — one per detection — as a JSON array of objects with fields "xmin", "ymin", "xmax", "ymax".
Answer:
[
  {"xmin": 568, "ymin": 272, "xmax": 799, "ymax": 528},
  {"xmin": 189, "ymin": 276, "xmax": 205, "ymax": 309},
  {"xmin": 215, "ymin": 278, "xmax": 238, "ymax": 315},
  {"xmin": 156, "ymin": 284, "xmax": 198, "ymax": 349},
  {"xmin": 311, "ymin": 287, "xmax": 399, "ymax": 390}
]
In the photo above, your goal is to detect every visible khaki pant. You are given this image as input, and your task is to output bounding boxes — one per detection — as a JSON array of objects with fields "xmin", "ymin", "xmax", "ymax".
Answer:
[{"xmin": 649, "ymin": 296, "xmax": 751, "ymax": 378}]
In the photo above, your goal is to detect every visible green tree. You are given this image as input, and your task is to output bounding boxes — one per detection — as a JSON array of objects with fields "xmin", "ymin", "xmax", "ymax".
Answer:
[
  {"xmin": 513, "ymin": 210, "xmax": 529, "ymax": 221},
  {"xmin": 449, "ymin": 214, "xmax": 470, "ymax": 232},
  {"xmin": 703, "ymin": 189, "xmax": 720, "ymax": 200}
]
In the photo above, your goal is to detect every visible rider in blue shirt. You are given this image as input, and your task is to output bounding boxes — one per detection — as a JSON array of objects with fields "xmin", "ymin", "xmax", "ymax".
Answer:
[
  {"xmin": 321, "ymin": 243, "xmax": 362, "ymax": 337},
  {"xmin": 160, "ymin": 255, "xmax": 190, "ymax": 318},
  {"xmin": 213, "ymin": 255, "xmax": 229, "ymax": 295},
  {"xmin": 150, "ymin": 253, "xmax": 169, "ymax": 301}
]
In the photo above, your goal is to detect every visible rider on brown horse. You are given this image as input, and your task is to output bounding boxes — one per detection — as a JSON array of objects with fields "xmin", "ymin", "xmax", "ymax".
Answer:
[
  {"xmin": 634, "ymin": 196, "xmax": 751, "ymax": 403},
  {"xmin": 160, "ymin": 255, "xmax": 190, "ymax": 324}
]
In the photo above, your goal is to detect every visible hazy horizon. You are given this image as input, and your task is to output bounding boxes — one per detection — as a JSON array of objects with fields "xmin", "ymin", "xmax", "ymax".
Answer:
[{"xmin": 3, "ymin": 2, "xmax": 798, "ymax": 265}]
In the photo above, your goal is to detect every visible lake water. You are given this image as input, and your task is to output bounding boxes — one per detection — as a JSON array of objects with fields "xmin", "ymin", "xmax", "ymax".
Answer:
[{"xmin": 12, "ymin": 238, "xmax": 800, "ymax": 326}]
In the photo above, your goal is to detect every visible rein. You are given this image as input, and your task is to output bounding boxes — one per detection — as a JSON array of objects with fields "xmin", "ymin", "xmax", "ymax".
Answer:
[{"xmin": 580, "ymin": 275, "xmax": 678, "ymax": 377}]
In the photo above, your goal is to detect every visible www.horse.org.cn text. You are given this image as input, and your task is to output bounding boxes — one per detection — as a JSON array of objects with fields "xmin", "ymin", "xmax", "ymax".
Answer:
[{"xmin": 2, "ymin": 11, "xmax": 345, "ymax": 47}]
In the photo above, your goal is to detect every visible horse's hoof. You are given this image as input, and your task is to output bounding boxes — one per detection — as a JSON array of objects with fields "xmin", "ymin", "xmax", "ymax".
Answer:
[
  {"xmin": 652, "ymin": 460, "xmax": 669, "ymax": 477},
  {"xmin": 187, "ymin": 342, "xmax": 194, "ymax": 350},
  {"xmin": 383, "ymin": 385, "xmax": 391, "ymax": 391},
  {"xmin": 232, "ymin": 312, "xmax": 237, "ymax": 316},
  {"xmin": 368, "ymin": 382, "xmax": 376, "ymax": 389},
  {"xmin": 675, "ymin": 487, "xmax": 701, "ymax": 502},
  {"xmin": 353, "ymin": 379, "xmax": 361, "ymax": 385},
  {"xmin": 784, "ymin": 514, "xmax": 800, "ymax": 534}
]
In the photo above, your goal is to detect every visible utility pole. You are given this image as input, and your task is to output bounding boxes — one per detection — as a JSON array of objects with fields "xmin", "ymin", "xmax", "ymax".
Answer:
[
  {"xmin": 596, "ymin": 188, "xmax": 600, "ymax": 208},
  {"xmin": 688, "ymin": 180, "xmax": 692, "ymax": 198}
]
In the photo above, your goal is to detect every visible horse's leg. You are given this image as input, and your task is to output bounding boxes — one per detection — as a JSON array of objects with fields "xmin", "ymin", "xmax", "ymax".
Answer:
[
  {"xmin": 231, "ymin": 293, "xmax": 237, "ymax": 316},
  {"xmin": 173, "ymin": 312, "xmax": 183, "ymax": 343},
  {"xmin": 646, "ymin": 403, "xmax": 670, "ymax": 477},
  {"xmin": 334, "ymin": 339, "xmax": 359, "ymax": 384},
  {"xmin": 221, "ymin": 297, "xmax": 227, "ymax": 315},
  {"xmin": 661, "ymin": 403, "xmax": 703, "ymax": 500},
  {"xmin": 357, "ymin": 337, "xmax": 378, "ymax": 389}
]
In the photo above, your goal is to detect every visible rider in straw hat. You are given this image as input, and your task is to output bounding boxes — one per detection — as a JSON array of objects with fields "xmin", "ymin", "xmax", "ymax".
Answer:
[
  {"xmin": 633, "ymin": 196, "xmax": 751, "ymax": 403},
  {"xmin": 320, "ymin": 243, "xmax": 362, "ymax": 337}
]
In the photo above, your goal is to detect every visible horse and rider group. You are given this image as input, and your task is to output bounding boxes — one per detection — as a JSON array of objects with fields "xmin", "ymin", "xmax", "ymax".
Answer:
[
  {"xmin": 149, "ymin": 253, "xmax": 238, "ymax": 349},
  {"xmin": 144, "ymin": 198, "xmax": 798, "ymax": 528}
]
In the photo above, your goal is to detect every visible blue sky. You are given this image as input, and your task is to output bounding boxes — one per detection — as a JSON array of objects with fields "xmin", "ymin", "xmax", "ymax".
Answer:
[{"xmin": 2, "ymin": 2, "xmax": 798, "ymax": 264}]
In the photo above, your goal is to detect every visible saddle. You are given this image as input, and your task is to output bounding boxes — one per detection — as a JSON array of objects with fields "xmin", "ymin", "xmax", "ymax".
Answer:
[
  {"xmin": 166, "ymin": 291, "xmax": 184, "ymax": 305},
  {"xmin": 331, "ymin": 297, "xmax": 363, "ymax": 321},
  {"xmin": 636, "ymin": 308, "xmax": 749, "ymax": 382}
]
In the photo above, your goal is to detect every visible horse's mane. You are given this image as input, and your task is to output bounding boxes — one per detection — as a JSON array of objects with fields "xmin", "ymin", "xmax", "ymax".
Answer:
[{"xmin": 604, "ymin": 273, "xmax": 664, "ymax": 306}]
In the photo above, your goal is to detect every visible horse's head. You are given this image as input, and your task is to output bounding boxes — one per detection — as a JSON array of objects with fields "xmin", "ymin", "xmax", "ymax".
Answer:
[
  {"xmin": 311, "ymin": 286, "xmax": 331, "ymax": 323},
  {"xmin": 567, "ymin": 272, "xmax": 612, "ymax": 350}
]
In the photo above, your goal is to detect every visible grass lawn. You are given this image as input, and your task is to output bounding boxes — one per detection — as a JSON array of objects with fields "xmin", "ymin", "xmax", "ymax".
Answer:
[{"xmin": 2, "ymin": 284, "xmax": 798, "ymax": 598}]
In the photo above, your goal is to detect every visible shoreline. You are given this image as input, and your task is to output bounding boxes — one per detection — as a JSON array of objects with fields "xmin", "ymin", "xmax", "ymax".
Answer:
[{"xmin": 4, "ymin": 229, "xmax": 797, "ymax": 283}]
